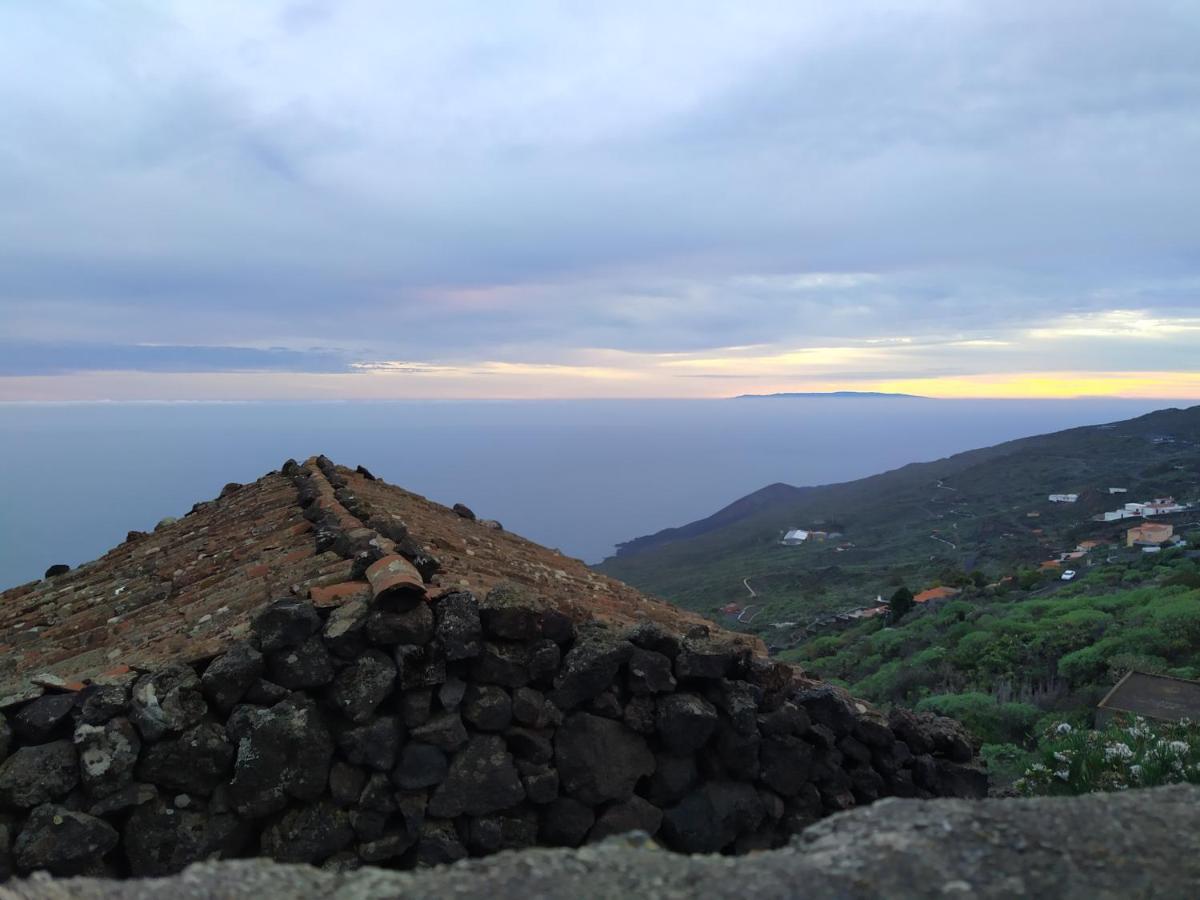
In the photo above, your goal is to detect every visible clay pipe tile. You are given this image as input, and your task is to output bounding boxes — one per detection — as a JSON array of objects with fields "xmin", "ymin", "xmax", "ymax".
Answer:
[{"xmin": 366, "ymin": 554, "xmax": 427, "ymax": 604}]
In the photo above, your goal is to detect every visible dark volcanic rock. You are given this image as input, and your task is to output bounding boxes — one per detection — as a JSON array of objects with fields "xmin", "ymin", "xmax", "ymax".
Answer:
[
  {"xmin": 328, "ymin": 650, "xmax": 396, "ymax": 723},
  {"xmin": 471, "ymin": 642, "xmax": 531, "ymax": 688},
  {"xmin": 452, "ymin": 503, "xmax": 476, "ymax": 520},
  {"xmin": 74, "ymin": 718, "xmax": 141, "ymax": 798},
  {"xmin": 417, "ymin": 819, "xmax": 466, "ymax": 866},
  {"xmin": 130, "ymin": 665, "xmax": 208, "ymax": 742},
  {"xmin": 551, "ymin": 636, "xmax": 634, "ymax": 710},
  {"xmin": 228, "ymin": 695, "xmax": 334, "ymax": 819},
  {"xmin": 674, "ymin": 637, "xmax": 739, "ymax": 681},
  {"xmin": 77, "ymin": 684, "xmax": 129, "ymax": 726},
  {"xmin": 137, "ymin": 722, "xmax": 234, "ymax": 795},
  {"xmin": 463, "ymin": 685, "xmax": 513, "ymax": 732},
  {"xmin": 124, "ymin": 798, "xmax": 248, "ymax": 877},
  {"xmin": 392, "ymin": 743, "xmax": 448, "ymax": 791},
  {"xmin": 200, "ymin": 642, "xmax": 264, "ymax": 713},
  {"xmin": 14, "ymin": 804, "xmax": 118, "ymax": 876},
  {"xmin": 661, "ymin": 781, "xmax": 765, "ymax": 853},
  {"xmin": 329, "ymin": 762, "xmax": 366, "ymax": 807},
  {"xmin": 468, "ymin": 809, "xmax": 538, "ymax": 855},
  {"xmin": 13, "ymin": 693, "xmax": 78, "ymax": 744},
  {"xmin": 521, "ymin": 764, "xmax": 559, "ymax": 804},
  {"xmin": 626, "ymin": 648, "xmax": 676, "ymax": 695},
  {"xmin": 409, "ymin": 712, "xmax": 468, "ymax": 753},
  {"xmin": 394, "ymin": 643, "xmax": 446, "ymax": 690},
  {"xmin": 251, "ymin": 598, "xmax": 322, "ymax": 653},
  {"xmin": 554, "ymin": 713, "xmax": 654, "ymax": 805},
  {"xmin": 645, "ymin": 754, "xmax": 698, "ymax": 807},
  {"xmin": 433, "ymin": 592, "xmax": 483, "ymax": 661},
  {"xmin": 760, "ymin": 736, "xmax": 814, "ymax": 797},
  {"xmin": 87, "ymin": 782, "xmax": 158, "ymax": 817},
  {"xmin": 43, "ymin": 564, "xmax": 71, "ymax": 579},
  {"xmin": 260, "ymin": 801, "xmax": 354, "ymax": 865},
  {"xmin": 322, "ymin": 599, "xmax": 369, "ymax": 659},
  {"xmin": 428, "ymin": 734, "xmax": 525, "ymax": 818},
  {"xmin": 0, "ymin": 740, "xmax": 79, "ymax": 809},
  {"xmin": 365, "ymin": 602, "xmax": 434, "ymax": 646},
  {"xmin": 479, "ymin": 584, "xmax": 571, "ymax": 644},
  {"xmin": 656, "ymin": 693, "xmax": 718, "ymax": 754},
  {"xmin": 337, "ymin": 716, "xmax": 401, "ymax": 772},
  {"xmin": 267, "ymin": 636, "xmax": 335, "ymax": 690},
  {"xmin": 540, "ymin": 797, "xmax": 595, "ymax": 847},
  {"xmin": 589, "ymin": 795, "xmax": 663, "ymax": 842}
]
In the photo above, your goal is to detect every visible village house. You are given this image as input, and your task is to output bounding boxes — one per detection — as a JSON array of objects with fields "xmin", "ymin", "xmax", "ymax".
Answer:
[
  {"xmin": 1126, "ymin": 522, "xmax": 1175, "ymax": 548},
  {"xmin": 913, "ymin": 586, "xmax": 962, "ymax": 604},
  {"xmin": 781, "ymin": 529, "xmax": 809, "ymax": 545},
  {"xmin": 1048, "ymin": 494, "xmax": 1079, "ymax": 503},
  {"xmin": 1096, "ymin": 671, "xmax": 1200, "ymax": 727},
  {"xmin": 1108, "ymin": 487, "xmax": 1129, "ymax": 494}
]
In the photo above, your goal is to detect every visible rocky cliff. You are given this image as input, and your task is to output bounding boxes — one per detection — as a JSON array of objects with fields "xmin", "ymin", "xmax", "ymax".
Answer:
[{"xmin": 0, "ymin": 457, "xmax": 985, "ymax": 879}]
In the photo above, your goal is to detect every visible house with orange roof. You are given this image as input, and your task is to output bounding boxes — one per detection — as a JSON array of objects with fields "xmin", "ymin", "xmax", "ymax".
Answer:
[
  {"xmin": 913, "ymin": 586, "xmax": 961, "ymax": 604},
  {"xmin": 1127, "ymin": 522, "xmax": 1175, "ymax": 548}
]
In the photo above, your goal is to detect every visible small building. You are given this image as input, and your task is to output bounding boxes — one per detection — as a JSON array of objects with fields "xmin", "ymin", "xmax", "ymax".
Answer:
[
  {"xmin": 1076, "ymin": 540, "xmax": 1104, "ymax": 551},
  {"xmin": 1108, "ymin": 487, "xmax": 1128, "ymax": 494},
  {"xmin": 913, "ymin": 586, "xmax": 961, "ymax": 604},
  {"xmin": 1049, "ymin": 494, "xmax": 1079, "ymax": 503},
  {"xmin": 1144, "ymin": 497, "xmax": 1186, "ymax": 516},
  {"xmin": 781, "ymin": 529, "xmax": 809, "ymax": 545},
  {"xmin": 1096, "ymin": 671, "xmax": 1200, "ymax": 727},
  {"xmin": 1127, "ymin": 522, "xmax": 1175, "ymax": 548}
]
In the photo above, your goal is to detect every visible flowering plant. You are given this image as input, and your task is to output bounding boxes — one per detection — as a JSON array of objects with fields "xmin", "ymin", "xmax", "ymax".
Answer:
[{"xmin": 1016, "ymin": 717, "xmax": 1200, "ymax": 796}]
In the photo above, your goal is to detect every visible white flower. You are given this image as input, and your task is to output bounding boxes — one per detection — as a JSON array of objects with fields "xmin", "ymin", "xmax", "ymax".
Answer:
[
  {"xmin": 1167, "ymin": 741, "xmax": 1189, "ymax": 755},
  {"xmin": 1105, "ymin": 742, "xmax": 1134, "ymax": 762},
  {"xmin": 1055, "ymin": 722, "xmax": 1073, "ymax": 735},
  {"xmin": 1130, "ymin": 764, "xmax": 1143, "ymax": 781},
  {"xmin": 1053, "ymin": 751, "xmax": 1073, "ymax": 764},
  {"xmin": 1055, "ymin": 769, "xmax": 1070, "ymax": 781}
]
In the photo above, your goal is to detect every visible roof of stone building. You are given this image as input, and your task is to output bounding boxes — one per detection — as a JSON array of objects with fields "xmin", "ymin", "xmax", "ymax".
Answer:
[{"xmin": 0, "ymin": 457, "xmax": 761, "ymax": 706}]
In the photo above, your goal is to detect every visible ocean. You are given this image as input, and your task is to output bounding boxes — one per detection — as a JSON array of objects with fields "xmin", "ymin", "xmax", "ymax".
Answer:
[{"xmin": 0, "ymin": 397, "xmax": 1176, "ymax": 589}]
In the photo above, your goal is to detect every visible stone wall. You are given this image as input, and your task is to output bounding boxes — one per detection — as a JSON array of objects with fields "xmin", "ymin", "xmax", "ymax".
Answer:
[{"xmin": 0, "ymin": 459, "xmax": 986, "ymax": 879}]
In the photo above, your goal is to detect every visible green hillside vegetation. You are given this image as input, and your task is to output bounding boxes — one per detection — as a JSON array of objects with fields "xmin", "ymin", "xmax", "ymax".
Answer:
[
  {"xmin": 597, "ymin": 406, "xmax": 1200, "ymax": 632},
  {"xmin": 778, "ymin": 543, "xmax": 1200, "ymax": 780}
]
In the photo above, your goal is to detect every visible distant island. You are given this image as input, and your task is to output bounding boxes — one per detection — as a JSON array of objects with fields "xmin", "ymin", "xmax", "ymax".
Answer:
[{"xmin": 732, "ymin": 390, "xmax": 930, "ymax": 400}]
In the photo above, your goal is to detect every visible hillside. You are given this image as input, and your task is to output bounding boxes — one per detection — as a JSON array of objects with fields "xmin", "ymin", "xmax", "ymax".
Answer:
[{"xmin": 596, "ymin": 405, "xmax": 1200, "ymax": 632}]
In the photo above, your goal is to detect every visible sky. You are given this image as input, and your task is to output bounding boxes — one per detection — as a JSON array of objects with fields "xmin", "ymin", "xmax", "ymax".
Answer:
[{"xmin": 2, "ymin": 0, "xmax": 1199, "ymax": 401}]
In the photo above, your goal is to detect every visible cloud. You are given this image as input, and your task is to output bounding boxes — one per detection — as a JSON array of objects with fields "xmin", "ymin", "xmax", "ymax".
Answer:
[{"xmin": 0, "ymin": 1, "xmax": 1198, "ymax": 397}]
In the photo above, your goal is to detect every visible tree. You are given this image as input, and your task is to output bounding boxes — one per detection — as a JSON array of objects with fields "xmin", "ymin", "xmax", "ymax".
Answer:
[{"xmin": 889, "ymin": 586, "xmax": 915, "ymax": 623}]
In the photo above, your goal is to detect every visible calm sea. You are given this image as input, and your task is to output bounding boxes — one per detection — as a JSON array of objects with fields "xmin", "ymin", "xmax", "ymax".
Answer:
[{"xmin": 0, "ymin": 398, "xmax": 1176, "ymax": 588}]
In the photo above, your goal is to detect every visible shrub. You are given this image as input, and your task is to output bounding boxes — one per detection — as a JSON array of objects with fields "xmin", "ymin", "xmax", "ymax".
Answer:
[{"xmin": 1017, "ymin": 717, "xmax": 1200, "ymax": 796}]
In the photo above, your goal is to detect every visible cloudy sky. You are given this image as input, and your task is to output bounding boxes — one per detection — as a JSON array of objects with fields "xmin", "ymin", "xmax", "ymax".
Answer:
[{"xmin": 3, "ymin": 0, "xmax": 1199, "ymax": 400}]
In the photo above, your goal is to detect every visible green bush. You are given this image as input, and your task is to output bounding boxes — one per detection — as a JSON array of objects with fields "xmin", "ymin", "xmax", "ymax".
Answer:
[{"xmin": 1018, "ymin": 717, "xmax": 1200, "ymax": 796}]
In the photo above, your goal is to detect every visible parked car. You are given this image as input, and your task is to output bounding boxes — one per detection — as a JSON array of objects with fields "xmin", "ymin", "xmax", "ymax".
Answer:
[{"xmin": 1061, "ymin": 570, "xmax": 1077, "ymax": 581}]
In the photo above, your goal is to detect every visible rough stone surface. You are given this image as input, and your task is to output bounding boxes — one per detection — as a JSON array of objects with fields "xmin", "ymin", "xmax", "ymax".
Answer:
[
  {"xmin": 0, "ymin": 742, "xmax": 79, "ymax": 809},
  {"xmin": 74, "ymin": 719, "xmax": 140, "ymax": 799},
  {"xmin": 554, "ymin": 713, "xmax": 654, "ymax": 805},
  {"xmin": 14, "ymin": 787, "xmax": 1200, "ymax": 898},
  {"xmin": 227, "ymin": 695, "xmax": 333, "ymax": 819},
  {"xmin": 427, "ymin": 735, "xmax": 524, "ymax": 819},
  {"xmin": 200, "ymin": 643, "xmax": 264, "ymax": 713},
  {"xmin": 12, "ymin": 805, "xmax": 118, "ymax": 877}
]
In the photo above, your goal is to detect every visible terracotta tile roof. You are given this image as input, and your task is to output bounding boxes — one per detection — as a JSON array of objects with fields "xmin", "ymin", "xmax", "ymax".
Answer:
[
  {"xmin": 0, "ymin": 457, "xmax": 761, "ymax": 706},
  {"xmin": 913, "ymin": 586, "xmax": 962, "ymax": 604}
]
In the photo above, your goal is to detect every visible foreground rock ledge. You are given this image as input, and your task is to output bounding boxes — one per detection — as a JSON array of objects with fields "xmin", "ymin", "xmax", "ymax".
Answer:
[{"xmin": 7, "ymin": 785, "xmax": 1199, "ymax": 900}]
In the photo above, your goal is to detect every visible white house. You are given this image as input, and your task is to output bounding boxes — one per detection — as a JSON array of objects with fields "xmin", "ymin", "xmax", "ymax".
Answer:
[
  {"xmin": 781, "ymin": 529, "xmax": 809, "ymax": 545},
  {"xmin": 1108, "ymin": 487, "xmax": 1128, "ymax": 494},
  {"xmin": 1049, "ymin": 494, "xmax": 1079, "ymax": 503},
  {"xmin": 1144, "ymin": 497, "xmax": 1186, "ymax": 516}
]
